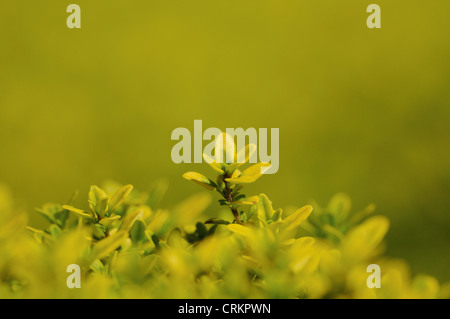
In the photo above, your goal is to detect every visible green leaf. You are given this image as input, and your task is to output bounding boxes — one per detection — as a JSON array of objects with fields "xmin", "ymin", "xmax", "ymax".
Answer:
[
  {"xmin": 54, "ymin": 210, "xmax": 69, "ymax": 228},
  {"xmin": 258, "ymin": 194, "xmax": 274, "ymax": 221},
  {"xmin": 204, "ymin": 218, "xmax": 230, "ymax": 225},
  {"xmin": 35, "ymin": 203, "xmax": 68, "ymax": 227},
  {"xmin": 343, "ymin": 215, "xmax": 389, "ymax": 255},
  {"xmin": 218, "ymin": 199, "xmax": 231, "ymax": 206},
  {"xmin": 322, "ymin": 224, "xmax": 344, "ymax": 243},
  {"xmin": 98, "ymin": 215, "xmax": 121, "ymax": 227},
  {"xmin": 150, "ymin": 234, "xmax": 160, "ymax": 248},
  {"xmin": 120, "ymin": 209, "xmax": 143, "ymax": 232},
  {"xmin": 109, "ymin": 184, "xmax": 133, "ymax": 212},
  {"xmin": 173, "ymin": 193, "xmax": 212, "ymax": 226},
  {"xmin": 93, "ymin": 223, "xmax": 106, "ymax": 239},
  {"xmin": 88, "ymin": 185, "xmax": 109, "ymax": 218},
  {"xmin": 62, "ymin": 205, "xmax": 94, "ymax": 220},
  {"xmin": 146, "ymin": 180, "xmax": 169, "ymax": 209},
  {"xmin": 349, "ymin": 203, "xmax": 376, "ymax": 226},
  {"xmin": 320, "ymin": 213, "xmax": 335, "ymax": 226},
  {"xmin": 227, "ymin": 224, "xmax": 253, "ymax": 238},
  {"xmin": 231, "ymin": 196, "xmax": 259, "ymax": 206},
  {"xmin": 67, "ymin": 190, "xmax": 79, "ymax": 205},
  {"xmin": 195, "ymin": 222, "xmax": 207, "ymax": 240},
  {"xmin": 86, "ymin": 231, "xmax": 128, "ymax": 265},
  {"xmin": 282, "ymin": 205, "xmax": 313, "ymax": 231},
  {"xmin": 207, "ymin": 224, "xmax": 218, "ymax": 236},
  {"xmin": 247, "ymin": 204, "xmax": 258, "ymax": 224},
  {"xmin": 26, "ymin": 226, "xmax": 53, "ymax": 242},
  {"xmin": 328, "ymin": 193, "xmax": 351, "ymax": 226},
  {"xmin": 272, "ymin": 208, "xmax": 282, "ymax": 222},
  {"xmin": 48, "ymin": 224, "xmax": 62, "ymax": 238},
  {"xmin": 89, "ymin": 259, "xmax": 104, "ymax": 273},
  {"xmin": 130, "ymin": 219, "xmax": 147, "ymax": 244}
]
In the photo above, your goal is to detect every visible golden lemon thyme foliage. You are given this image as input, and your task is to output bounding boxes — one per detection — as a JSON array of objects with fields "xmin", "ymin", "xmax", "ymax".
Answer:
[
  {"xmin": 183, "ymin": 132, "xmax": 271, "ymax": 225},
  {"xmin": 0, "ymin": 136, "xmax": 449, "ymax": 298}
]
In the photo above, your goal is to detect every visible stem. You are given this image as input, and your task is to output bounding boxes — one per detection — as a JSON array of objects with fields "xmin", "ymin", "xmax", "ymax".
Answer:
[{"xmin": 222, "ymin": 175, "xmax": 242, "ymax": 225}]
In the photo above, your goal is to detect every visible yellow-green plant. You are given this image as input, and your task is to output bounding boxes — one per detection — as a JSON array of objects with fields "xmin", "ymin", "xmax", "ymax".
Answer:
[
  {"xmin": 183, "ymin": 132, "xmax": 271, "ymax": 225},
  {"xmin": 0, "ymin": 135, "xmax": 449, "ymax": 298}
]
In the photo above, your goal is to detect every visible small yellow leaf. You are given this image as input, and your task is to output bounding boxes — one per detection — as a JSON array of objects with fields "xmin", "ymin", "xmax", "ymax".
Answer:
[
  {"xmin": 258, "ymin": 194, "xmax": 274, "ymax": 221},
  {"xmin": 88, "ymin": 185, "xmax": 109, "ymax": 217},
  {"xmin": 225, "ymin": 163, "xmax": 270, "ymax": 184},
  {"xmin": 182, "ymin": 172, "xmax": 216, "ymax": 191},
  {"xmin": 99, "ymin": 215, "xmax": 121, "ymax": 227},
  {"xmin": 231, "ymin": 195, "xmax": 259, "ymax": 205},
  {"xmin": 283, "ymin": 205, "xmax": 313, "ymax": 231},
  {"xmin": 341, "ymin": 215, "xmax": 390, "ymax": 261},
  {"xmin": 62, "ymin": 205, "xmax": 94, "ymax": 219},
  {"xmin": 174, "ymin": 193, "xmax": 212, "ymax": 225},
  {"xmin": 109, "ymin": 184, "xmax": 133, "ymax": 211},
  {"xmin": 227, "ymin": 224, "xmax": 253, "ymax": 238},
  {"xmin": 86, "ymin": 231, "xmax": 128, "ymax": 265},
  {"xmin": 120, "ymin": 209, "xmax": 144, "ymax": 232}
]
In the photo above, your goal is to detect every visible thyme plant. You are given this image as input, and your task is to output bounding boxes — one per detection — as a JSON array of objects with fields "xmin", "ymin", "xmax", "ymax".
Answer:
[{"xmin": 0, "ymin": 135, "xmax": 448, "ymax": 298}]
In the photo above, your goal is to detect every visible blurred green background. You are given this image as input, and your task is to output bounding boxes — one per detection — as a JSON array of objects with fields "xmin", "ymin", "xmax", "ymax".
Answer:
[{"xmin": 0, "ymin": 1, "xmax": 449, "ymax": 281}]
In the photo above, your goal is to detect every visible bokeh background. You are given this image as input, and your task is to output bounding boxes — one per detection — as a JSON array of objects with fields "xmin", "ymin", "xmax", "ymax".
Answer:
[{"xmin": 0, "ymin": 1, "xmax": 449, "ymax": 281}]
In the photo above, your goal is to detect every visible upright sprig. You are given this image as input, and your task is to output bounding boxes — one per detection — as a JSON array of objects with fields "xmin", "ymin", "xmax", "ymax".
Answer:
[{"xmin": 183, "ymin": 132, "xmax": 270, "ymax": 224}]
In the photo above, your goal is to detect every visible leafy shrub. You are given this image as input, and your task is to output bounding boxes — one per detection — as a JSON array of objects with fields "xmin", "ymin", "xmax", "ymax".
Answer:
[{"xmin": 0, "ymin": 134, "xmax": 449, "ymax": 298}]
